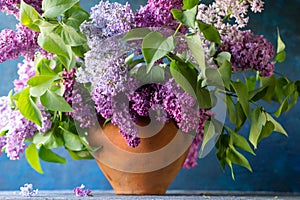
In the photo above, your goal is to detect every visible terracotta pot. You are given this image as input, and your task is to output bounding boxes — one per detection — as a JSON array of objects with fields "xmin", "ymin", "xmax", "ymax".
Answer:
[{"xmin": 87, "ymin": 119, "xmax": 193, "ymax": 195}]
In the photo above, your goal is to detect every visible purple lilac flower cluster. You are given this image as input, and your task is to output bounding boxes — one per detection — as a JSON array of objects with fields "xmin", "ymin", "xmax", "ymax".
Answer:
[
  {"xmin": 135, "ymin": 0, "xmax": 183, "ymax": 30},
  {"xmin": 70, "ymin": 86, "xmax": 97, "ymax": 129},
  {"xmin": 61, "ymin": 68, "xmax": 76, "ymax": 105},
  {"xmin": 90, "ymin": 56, "xmax": 141, "ymax": 147},
  {"xmin": 3, "ymin": 110, "xmax": 51, "ymax": 160},
  {"xmin": 0, "ymin": 23, "xmax": 39, "ymax": 63},
  {"xmin": 73, "ymin": 184, "xmax": 92, "ymax": 197},
  {"xmin": 80, "ymin": 0, "xmax": 134, "ymax": 45},
  {"xmin": 130, "ymin": 80, "xmax": 211, "ymax": 167},
  {"xmin": 13, "ymin": 59, "xmax": 36, "ymax": 92},
  {"xmin": 183, "ymin": 109, "xmax": 212, "ymax": 168},
  {"xmin": 0, "ymin": 0, "xmax": 42, "ymax": 17},
  {"xmin": 220, "ymin": 29, "xmax": 275, "ymax": 77},
  {"xmin": 6, "ymin": 109, "xmax": 37, "ymax": 160},
  {"xmin": 61, "ymin": 67, "xmax": 97, "ymax": 128}
]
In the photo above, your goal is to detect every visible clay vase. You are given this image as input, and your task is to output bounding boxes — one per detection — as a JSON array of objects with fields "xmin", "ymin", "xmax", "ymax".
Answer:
[{"xmin": 87, "ymin": 119, "xmax": 193, "ymax": 195}]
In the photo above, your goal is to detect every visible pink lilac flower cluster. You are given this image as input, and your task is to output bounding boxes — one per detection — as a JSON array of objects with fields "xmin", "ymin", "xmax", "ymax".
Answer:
[
  {"xmin": 129, "ymin": 80, "xmax": 212, "ymax": 168},
  {"xmin": 90, "ymin": 56, "xmax": 141, "ymax": 147},
  {"xmin": 3, "ymin": 58, "xmax": 53, "ymax": 159},
  {"xmin": 13, "ymin": 59, "xmax": 36, "ymax": 92},
  {"xmin": 69, "ymin": 85, "xmax": 97, "ymax": 129},
  {"xmin": 5, "ymin": 109, "xmax": 37, "ymax": 160},
  {"xmin": 220, "ymin": 29, "xmax": 275, "ymax": 77},
  {"xmin": 61, "ymin": 68, "xmax": 76, "ymax": 105},
  {"xmin": 0, "ymin": 97, "xmax": 51, "ymax": 159},
  {"xmin": 19, "ymin": 183, "xmax": 38, "ymax": 197},
  {"xmin": 0, "ymin": 23, "xmax": 39, "ymax": 63},
  {"xmin": 135, "ymin": 0, "xmax": 183, "ymax": 30},
  {"xmin": 73, "ymin": 184, "xmax": 92, "ymax": 197},
  {"xmin": 0, "ymin": 0, "xmax": 42, "ymax": 17},
  {"xmin": 61, "ymin": 66, "xmax": 97, "ymax": 128}
]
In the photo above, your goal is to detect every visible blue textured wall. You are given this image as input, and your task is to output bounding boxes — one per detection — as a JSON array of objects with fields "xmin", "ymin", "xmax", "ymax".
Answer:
[{"xmin": 0, "ymin": 0, "xmax": 299, "ymax": 192}]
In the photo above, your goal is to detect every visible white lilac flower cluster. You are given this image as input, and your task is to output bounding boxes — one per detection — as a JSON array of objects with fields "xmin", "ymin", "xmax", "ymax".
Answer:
[{"xmin": 19, "ymin": 183, "xmax": 38, "ymax": 197}]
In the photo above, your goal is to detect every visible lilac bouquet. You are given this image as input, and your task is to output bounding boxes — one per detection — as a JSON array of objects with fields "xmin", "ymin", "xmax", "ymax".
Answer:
[{"xmin": 0, "ymin": 0, "xmax": 298, "ymax": 179}]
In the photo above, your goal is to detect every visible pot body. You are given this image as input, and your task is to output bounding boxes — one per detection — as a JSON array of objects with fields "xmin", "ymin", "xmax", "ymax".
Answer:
[{"xmin": 88, "ymin": 120, "xmax": 192, "ymax": 195}]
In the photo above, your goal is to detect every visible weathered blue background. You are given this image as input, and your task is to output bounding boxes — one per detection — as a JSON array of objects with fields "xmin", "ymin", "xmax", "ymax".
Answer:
[{"xmin": 0, "ymin": 0, "xmax": 299, "ymax": 192}]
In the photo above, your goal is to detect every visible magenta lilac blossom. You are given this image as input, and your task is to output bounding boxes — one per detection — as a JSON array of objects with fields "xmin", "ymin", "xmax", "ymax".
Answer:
[
  {"xmin": 0, "ymin": 0, "xmax": 42, "ymax": 17},
  {"xmin": 0, "ymin": 23, "xmax": 39, "ymax": 63},
  {"xmin": 73, "ymin": 184, "xmax": 92, "ymax": 197},
  {"xmin": 13, "ymin": 59, "xmax": 36, "ymax": 92},
  {"xmin": 135, "ymin": 0, "xmax": 183, "ymax": 30},
  {"xmin": 220, "ymin": 29, "xmax": 275, "ymax": 77}
]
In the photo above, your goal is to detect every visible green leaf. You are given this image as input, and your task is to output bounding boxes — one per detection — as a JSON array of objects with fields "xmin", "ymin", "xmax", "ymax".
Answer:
[
  {"xmin": 274, "ymin": 95, "xmax": 289, "ymax": 117},
  {"xmin": 261, "ymin": 112, "xmax": 287, "ymax": 136},
  {"xmin": 33, "ymin": 131, "xmax": 64, "ymax": 149},
  {"xmin": 172, "ymin": 6, "xmax": 198, "ymax": 28},
  {"xmin": 34, "ymin": 55, "xmax": 56, "ymax": 76},
  {"xmin": 28, "ymin": 75, "xmax": 60, "ymax": 97},
  {"xmin": 25, "ymin": 144, "xmax": 44, "ymax": 174},
  {"xmin": 171, "ymin": 9, "xmax": 183, "ymax": 22},
  {"xmin": 39, "ymin": 146, "xmax": 66, "ymax": 164},
  {"xmin": 122, "ymin": 28, "xmax": 151, "ymax": 41},
  {"xmin": 40, "ymin": 90, "xmax": 73, "ymax": 112},
  {"xmin": 20, "ymin": 1, "xmax": 41, "ymax": 32},
  {"xmin": 229, "ymin": 129, "xmax": 255, "ymax": 155},
  {"xmin": 183, "ymin": 0, "xmax": 199, "ymax": 10},
  {"xmin": 197, "ymin": 21, "xmax": 221, "ymax": 44},
  {"xmin": 235, "ymin": 102, "xmax": 246, "ymax": 131},
  {"xmin": 17, "ymin": 88, "xmax": 42, "ymax": 127},
  {"xmin": 35, "ymin": 19, "xmax": 59, "ymax": 33},
  {"xmin": 71, "ymin": 45, "xmax": 90, "ymax": 58},
  {"xmin": 249, "ymin": 86, "xmax": 268, "ymax": 102},
  {"xmin": 246, "ymin": 76, "xmax": 256, "ymax": 92},
  {"xmin": 60, "ymin": 127, "xmax": 84, "ymax": 151},
  {"xmin": 64, "ymin": 6, "xmax": 89, "ymax": 28},
  {"xmin": 200, "ymin": 121, "xmax": 216, "ymax": 157},
  {"xmin": 258, "ymin": 121, "xmax": 275, "ymax": 144},
  {"xmin": 42, "ymin": 0, "xmax": 79, "ymax": 18},
  {"xmin": 272, "ymin": 78, "xmax": 288, "ymax": 102},
  {"xmin": 135, "ymin": 65, "xmax": 165, "ymax": 84},
  {"xmin": 58, "ymin": 50, "xmax": 76, "ymax": 71},
  {"xmin": 260, "ymin": 75, "xmax": 276, "ymax": 102},
  {"xmin": 227, "ymin": 145, "xmax": 252, "ymax": 172},
  {"xmin": 216, "ymin": 134, "xmax": 230, "ymax": 170},
  {"xmin": 225, "ymin": 157, "xmax": 235, "ymax": 180},
  {"xmin": 185, "ymin": 34, "xmax": 206, "ymax": 73},
  {"xmin": 60, "ymin": 23, "xmax": 87, "ymax": 46},
  {"xmin": 68, "ymin": 150, "xmax": 93, "ymax": 160},
  {"xmin": 214, "ymin": 52, "xmax": 232, "ymax": 88},
  {"xmin": 196, "ymin": 86, "xmax": 214, "ymax": 109},
  {"xmin": 38, "ymin": 32, "xmax": 69, "ymax": 58},
  {"xmin": 231, "ymin": 81, "xmax": 249, "ymax": 118},
  {"xmin": 249, "ymin": 108, "xmax": 263, "ymax": 149},
  {"xmin": 142, "ymin": 32, "xmax": 176, "ymax": 72},
  {"xmin": 170, "ymin": 60, "xmax": 197, "ymax": 98},
  {"xmin": 203, "ymin": 68, "xmax": 224, "ymax": 88},
  {"xmin": 274, "ymin": 28, "xmax": 286, "ymax": 63},
  {"xmin": 295, "ymin": 81, "xmax": 300, "ymax": 94},
  {"xmin": 225, "ymin": 95, "xmax": 236, "ymax": 124}
]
